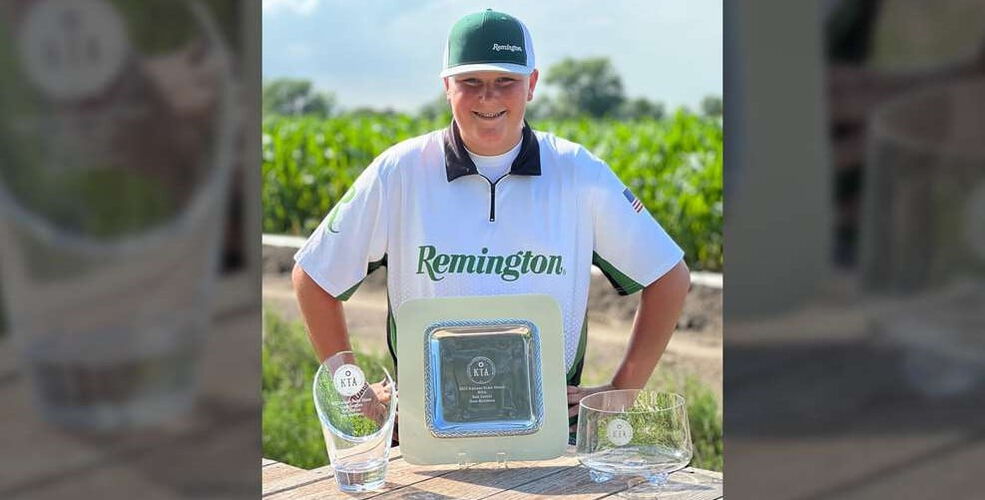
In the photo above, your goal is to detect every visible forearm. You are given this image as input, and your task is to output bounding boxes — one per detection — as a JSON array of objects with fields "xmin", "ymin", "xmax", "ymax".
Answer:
[
  {"xmin": 610, "ymin": 260, "xmax": 690, "ymax": 390},
  {"xmin": 292, "ymin": 264, "xmax": 352, "ymax": 362}
]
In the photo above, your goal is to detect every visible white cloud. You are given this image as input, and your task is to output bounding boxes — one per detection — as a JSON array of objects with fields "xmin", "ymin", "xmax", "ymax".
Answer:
[{"xmin": 262, "ymin": 0, "xmax": 320, "ymax": 15}]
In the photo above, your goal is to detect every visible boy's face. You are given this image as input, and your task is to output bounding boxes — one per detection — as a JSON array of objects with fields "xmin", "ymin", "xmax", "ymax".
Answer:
[{"xmin": 443, "ymin": 69, "xmax": 538, "ymax": 155}]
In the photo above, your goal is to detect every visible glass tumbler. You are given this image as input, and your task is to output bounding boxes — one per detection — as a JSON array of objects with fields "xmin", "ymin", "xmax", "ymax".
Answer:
[{"xmin": 312, "ymin": 351, "xmax": 397, "ymax": 493}]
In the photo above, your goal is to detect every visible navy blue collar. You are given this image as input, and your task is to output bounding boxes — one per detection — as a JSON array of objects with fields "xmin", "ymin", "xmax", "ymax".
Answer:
[{"xmin": 443, "ymin": 120, "xmax": 541, "ymax": 182}]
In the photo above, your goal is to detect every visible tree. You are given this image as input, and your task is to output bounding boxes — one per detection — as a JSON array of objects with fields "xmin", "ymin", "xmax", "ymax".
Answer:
[
  {"xmin": 543, "ymin": 57, "xmax": 625, "ymax": 118},
  {"xmin": 262, "ymin": 78, "xmax": 335, "ymax": 117},
  {"xmin": 524, "ymin": 96, "xmax": 555, "ymax": 121},
  {"xmin": 620, "ymin": 97, "xmax": 666, "ymax": 121},
  {"xmin": 700, "ymin": 95, "xmax": 723, "ymax": 118},
  {"xmin": 345, "ymin": 106, "xmax": 399, "ymax": 117},
  {"xmin": 419, "ymin": 93, "xmax": 451, "ymax": 121}
]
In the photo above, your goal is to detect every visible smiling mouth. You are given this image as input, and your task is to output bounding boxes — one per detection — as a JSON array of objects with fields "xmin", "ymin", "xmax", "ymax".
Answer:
[{"xmin": 473, "ymin": 110, "xmax": 506, "ymax": 120}]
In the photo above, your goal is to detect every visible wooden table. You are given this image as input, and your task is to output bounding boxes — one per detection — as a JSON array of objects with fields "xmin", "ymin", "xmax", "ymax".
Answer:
[{"xmin": 262, "ymin": 446, "xmax": 723, "ymax": 499}]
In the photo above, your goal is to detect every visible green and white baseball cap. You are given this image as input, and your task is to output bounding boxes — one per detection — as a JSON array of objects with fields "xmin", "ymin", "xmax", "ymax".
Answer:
[{"xmin": 441, "ymin": 9, "xmax": 535, "ymax": 78}]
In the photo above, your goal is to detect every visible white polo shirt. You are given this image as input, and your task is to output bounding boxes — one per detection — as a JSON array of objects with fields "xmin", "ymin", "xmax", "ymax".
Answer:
[{"xmin": 295, "ymin": 122, "xmax": 684, "ymax": 384}]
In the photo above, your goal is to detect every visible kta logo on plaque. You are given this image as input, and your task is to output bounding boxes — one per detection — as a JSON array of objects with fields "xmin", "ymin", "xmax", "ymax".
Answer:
[
  {"xmin": 606, "ymin": 418, "xmax": 633, "ymax": 446},
  {"xmin": 466, "ymin": 356, "xmax": 496, "ymax": 385},
  {"xmin": 333, "ymin": 364, "xmax": 365, "ymax": 397}
]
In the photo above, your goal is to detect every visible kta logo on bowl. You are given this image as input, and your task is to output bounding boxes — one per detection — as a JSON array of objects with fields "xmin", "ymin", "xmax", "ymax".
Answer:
[{"xmin": 606, "ymin": 418, "xmax": 633, "ymax": 446}]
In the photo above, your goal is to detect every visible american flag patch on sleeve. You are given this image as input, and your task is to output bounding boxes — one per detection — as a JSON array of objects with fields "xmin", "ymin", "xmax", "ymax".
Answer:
[{"xmin": 623, "ymin": 188, "xmax": 644, "ymax": 213}]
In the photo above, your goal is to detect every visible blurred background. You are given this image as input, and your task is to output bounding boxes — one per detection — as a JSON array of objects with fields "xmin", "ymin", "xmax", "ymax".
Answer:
[
  {"xmin": 260, "ymin": 0, "xmax": 724, "ymax": 476},
  {"xmin": 726, "ymin": 0, "xmax": 985, "ymax": 498},
  {"xmin": 0, "ymin": 0, "xmax": 259, "ymax": 498}
]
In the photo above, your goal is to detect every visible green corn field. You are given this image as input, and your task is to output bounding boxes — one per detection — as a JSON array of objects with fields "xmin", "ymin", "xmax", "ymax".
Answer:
[{"xmin": 262, "ymin": 111, "xmax": 722, "ymax": 271}]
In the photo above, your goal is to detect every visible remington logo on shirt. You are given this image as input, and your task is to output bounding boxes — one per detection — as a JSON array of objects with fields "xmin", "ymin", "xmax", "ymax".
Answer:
[{"xmin": 416, "ymin": 245, "xmax": 564, "ymax": 282}]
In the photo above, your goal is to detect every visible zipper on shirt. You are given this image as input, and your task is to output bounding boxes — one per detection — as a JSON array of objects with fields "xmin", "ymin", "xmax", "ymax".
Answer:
[{"xmin": 481, "ymin": 175, "xmax": 507, "ymax": 222}]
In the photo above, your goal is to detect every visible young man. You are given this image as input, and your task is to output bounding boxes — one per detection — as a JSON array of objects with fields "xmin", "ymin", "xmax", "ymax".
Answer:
[{"xmin": 293, "ymin": 9, "xmax": 690, "ymax": 438}]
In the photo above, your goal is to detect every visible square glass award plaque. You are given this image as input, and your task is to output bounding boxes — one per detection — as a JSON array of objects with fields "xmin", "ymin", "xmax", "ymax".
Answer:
[{"xmin": 424, "ymin": 319, "xmax": 544, "ymax": 438}]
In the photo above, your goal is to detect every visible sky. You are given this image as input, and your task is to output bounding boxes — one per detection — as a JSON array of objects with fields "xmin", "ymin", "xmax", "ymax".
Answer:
[{"xmin": 262, "ymin": 0, "xmax": 722, "ymax": 113}]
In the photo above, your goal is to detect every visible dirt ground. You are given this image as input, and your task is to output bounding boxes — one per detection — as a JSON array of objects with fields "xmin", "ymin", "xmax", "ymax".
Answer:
[{"xmin": 262, "ymin": 248, "xmax": 722, "ymax": 400}]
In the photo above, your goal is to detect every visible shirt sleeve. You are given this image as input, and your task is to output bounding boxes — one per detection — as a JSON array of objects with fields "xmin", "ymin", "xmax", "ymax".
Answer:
[
  {"xmin": 589, "ymin": 153, "xmax": 684, "ymax": 295},
  {"xmin": 293, "ymin": 157, "xmax": 388, "ymax": 300}
]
